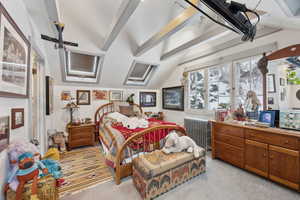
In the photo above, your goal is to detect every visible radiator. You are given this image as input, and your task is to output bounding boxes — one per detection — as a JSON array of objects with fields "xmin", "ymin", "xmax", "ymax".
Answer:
[{"xmin": 184, "ymin": 118, "xmax": 211, "ymax": 151}]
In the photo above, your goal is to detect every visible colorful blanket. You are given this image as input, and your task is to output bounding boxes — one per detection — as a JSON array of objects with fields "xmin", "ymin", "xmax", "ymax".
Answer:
[{"xmin": 111, "ymin": 118, "xmax": 177, "ymax": 150}]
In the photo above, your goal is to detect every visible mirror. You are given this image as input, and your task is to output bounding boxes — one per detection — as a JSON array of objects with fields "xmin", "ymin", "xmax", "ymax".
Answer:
[{"xmin": 267, "ymin": 56, "xmax": 300, "ymax": 111}]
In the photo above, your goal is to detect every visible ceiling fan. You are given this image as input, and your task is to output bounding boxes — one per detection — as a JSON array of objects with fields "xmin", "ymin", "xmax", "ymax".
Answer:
[
  {"xmin": 41, "ymin": 21, "xmax": 79, "ymax": 49},
  {"xmin": 184, "ymin": 0, "xmax": 262, "ymax": 42}
]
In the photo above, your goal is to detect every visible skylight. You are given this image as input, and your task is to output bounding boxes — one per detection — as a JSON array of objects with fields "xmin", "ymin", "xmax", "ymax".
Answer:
[
  {"xmin": 63, "ymin": 50, "xmax": 104, "ymax": 83},
  {"xmin": 124, "ymin": 61, "xmax": 158, "ymax": 86}
]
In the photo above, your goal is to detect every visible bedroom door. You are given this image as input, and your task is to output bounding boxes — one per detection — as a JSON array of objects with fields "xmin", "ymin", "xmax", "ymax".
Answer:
[{"xmin": 30, "ymin": 49, "xmax": 46, "ymax": 152}]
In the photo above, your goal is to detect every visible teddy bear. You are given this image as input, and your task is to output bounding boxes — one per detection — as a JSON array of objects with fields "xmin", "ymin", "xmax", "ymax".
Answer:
[{"xmin": 162, "ymin": 131, "xmax": 204, "ymax": 158}]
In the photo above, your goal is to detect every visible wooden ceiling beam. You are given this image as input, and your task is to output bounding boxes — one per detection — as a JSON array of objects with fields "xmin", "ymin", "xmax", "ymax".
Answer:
[
  {"xmin": 161, "ymin": 24, "xmax": 226, "ymax": 60},
  {"xmin": 178, "ymin": 26, "xmax": 282, "ymax": 66},
  {"xmin": 162, "ymin": 10, "xmax": 267, "ymax": 61},
  {"xmin": 134, "ymin": 0, "xmax": 200, "ymax": 57},
  {"xmin": 102, "ymin": 0, "xmax": 141, "ymax": 51}
]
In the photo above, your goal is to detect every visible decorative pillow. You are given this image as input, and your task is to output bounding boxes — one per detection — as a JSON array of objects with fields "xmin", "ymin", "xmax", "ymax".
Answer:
[
  {"xmin": 119, "ymin": 105, "xmax": 134, "ymax": 117},
  {"xmin": 113, "ymin": 101, "xmax": 129, "ymax": 112}
]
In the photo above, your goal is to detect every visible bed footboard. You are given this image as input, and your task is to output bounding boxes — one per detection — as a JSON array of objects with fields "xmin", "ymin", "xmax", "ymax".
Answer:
[{"xmin": 115, "ymin": 125, "xmax": 186, "ymax": 185}]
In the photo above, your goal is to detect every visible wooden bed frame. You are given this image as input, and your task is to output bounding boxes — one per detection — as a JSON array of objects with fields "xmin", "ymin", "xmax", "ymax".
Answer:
[{"xmin": 94, "ymin": 102, "xmax": 187, "ymax": 184}]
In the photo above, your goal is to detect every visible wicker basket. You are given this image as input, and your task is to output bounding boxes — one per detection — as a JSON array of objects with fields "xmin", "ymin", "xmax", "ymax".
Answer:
[{"xmin": 6, "ymin": 176, "xmax": 58, "ymax": 200}]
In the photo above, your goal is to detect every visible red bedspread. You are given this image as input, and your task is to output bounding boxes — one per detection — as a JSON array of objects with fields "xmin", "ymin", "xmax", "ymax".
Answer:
[{"xmin": 111, "ymin": 118, "xmax": 178, "ymax": 149}]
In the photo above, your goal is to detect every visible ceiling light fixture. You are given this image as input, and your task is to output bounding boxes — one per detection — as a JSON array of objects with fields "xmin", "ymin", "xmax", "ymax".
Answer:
[{"xmin": 184, "ymin": 0, "xmax": 260, "ymax": 41}]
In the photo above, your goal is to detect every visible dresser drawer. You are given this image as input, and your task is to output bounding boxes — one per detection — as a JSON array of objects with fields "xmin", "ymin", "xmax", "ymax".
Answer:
[
  {"xmin": 215, "ymin": 133, "xmax": 244, "ymax": 148},
  {"xmin": 215, "ymin": 141, "xmax": 244, "ymax": 168},
  {"xmin": 71, "ymin": 126, "xmax": 94, "ymax": 134},
  {"xmin": 68, "ymin": 138, "xmax": 94, "ymax": 148},
  {"xmin": 245, "ymin": 129, "xmax": 299, "ymax": 150},
  {"xmin": 70, "ymin": 132, "xmax": 94, "ymax": 140},
  {"xmin": 215, "ymin": 124, "xmax": 244, "ymax": 138}
]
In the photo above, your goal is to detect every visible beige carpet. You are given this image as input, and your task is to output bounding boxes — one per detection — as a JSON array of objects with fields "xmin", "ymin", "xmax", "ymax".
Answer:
[
  {"xmin": 61, "ymin": 154, "xmax": 300, "ymax": 200},
  {"xmin": 59, "ymin": 147, "xmax": 113, "ymax": 198}
]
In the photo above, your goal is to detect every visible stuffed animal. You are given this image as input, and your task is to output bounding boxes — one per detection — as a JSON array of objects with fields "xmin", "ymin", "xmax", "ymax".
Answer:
[
  {"xmin": 123, "ymin": 117, "xmax": 149, "ymax": 129},
  {"xmin": 162, "ymin": 131, "xmax": 204, "ymax": 158},
  {"xmin": 48, "ymin": 132, "xmax": 68, "ymax": 152},
  {"xmin": 107, "ymin": 112, "xmax": 149, "ymax": 129},
  {"xmin": 5, "ymin": 152, "xmax": 48, "ymax": 200},
  {"xmin": 43, "ymin": 146, "xmax": 60, "ymax": 161}
]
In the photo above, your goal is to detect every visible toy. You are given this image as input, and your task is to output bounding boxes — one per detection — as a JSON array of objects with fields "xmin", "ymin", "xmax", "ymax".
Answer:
[
  {"xmin": 162, "ymin": 131, "xmax": 204, "ymax": 158},
  {"xmin": 244, "ymin": 90, "xmax": 261, "ymax": 120},
  {"xmin": 48, "ymin": 131, "xmax": 68, "ymax": 152},
  {"xmin": 6, "ymin": 141, "xmax": 41, "ymax": 192},
  {"xmin": 40, "ymin": 159, "xmax": 62, "ymax": 180},
  {"xmin": 43, "ymin": 146, "xmax": 60, "ymax": 161},
  {"xmin": 7, "ymin": 141, "xmax": 40, "ymax": 164},
  {"xmin": 107, "ymin": 112, "xmax": 149, "ymax": 129},
  {"xmin": 5, "ymin": 152, "xmax": 48, "ymax": 200}
]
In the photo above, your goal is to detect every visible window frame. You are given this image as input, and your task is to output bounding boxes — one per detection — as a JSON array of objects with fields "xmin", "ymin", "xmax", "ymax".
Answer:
[
  {"xmin": 62, "ymin": 49, "xmax": 104, "ymax": 84},
  {"xmin": 186, "ymin": 54, "xmax": 263, "ymax": 114},
  {"xmin": 124, "ymin": 60, "xmax": 158, "ymax": 86}
]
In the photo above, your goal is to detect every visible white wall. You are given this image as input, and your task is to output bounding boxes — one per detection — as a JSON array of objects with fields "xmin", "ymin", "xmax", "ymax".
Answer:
[
  {"xmin": 0, "ymin": 1, "xmax": 55, "ymax": 199},
  {"xmin": 161, "ymin": 30, "xmax": 300, "ymax": 125},
  {"xmin": 53, "ymin": 85, "xmax": 161, "ymax": 131}
]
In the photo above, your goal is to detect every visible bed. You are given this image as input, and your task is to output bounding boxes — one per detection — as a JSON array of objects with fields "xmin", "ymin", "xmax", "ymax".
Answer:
[{"xmin": 94, "ymin": 102, "xmax": 186, "ymax": 184}]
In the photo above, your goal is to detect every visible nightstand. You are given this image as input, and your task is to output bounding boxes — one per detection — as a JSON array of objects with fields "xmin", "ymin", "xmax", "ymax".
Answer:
[{"xmin": 67, "ymin": 123, "xmax": 95, "ymax": 150}]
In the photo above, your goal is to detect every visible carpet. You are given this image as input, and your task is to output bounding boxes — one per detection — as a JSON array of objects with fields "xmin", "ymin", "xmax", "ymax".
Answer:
[{"xmin": 58, "ymin": 147, "xmax": 113, "ymax": 198}]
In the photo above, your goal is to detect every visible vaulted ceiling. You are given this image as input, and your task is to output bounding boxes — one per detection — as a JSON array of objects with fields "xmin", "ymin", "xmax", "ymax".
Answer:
[{"xmin": 24, "ymin": 0, "xmax": 300, "ymax": 89}]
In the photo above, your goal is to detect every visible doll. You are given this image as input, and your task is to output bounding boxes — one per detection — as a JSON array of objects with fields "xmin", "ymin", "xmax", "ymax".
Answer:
[
  {"xmin": 5, "ymin": 152, "xmax": 48, "ymax": 200},
  {"xmin": 244, "ymin": 90, "xmax": 261, "ymax": 120}
]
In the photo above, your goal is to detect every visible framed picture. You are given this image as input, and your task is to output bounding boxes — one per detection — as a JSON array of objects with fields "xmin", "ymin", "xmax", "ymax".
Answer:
[
  {"xmin": 11, "ymin": 108, "xmax": 24, "ymax": 129},
  {"xmin": 0, "ymin": 116, "xmax": 10, "ymax": 153},
  {"xmin": 110, "ymin": 90, "xmax": 123, "ymax": 101},
  {"xmin": 61, "ymin": 91, "xmax": 72, "ymax": 101},
  {"xmin": 93, "ymin": 90, "xmax": 108, "ymax": 100},
  {"xmin": 267, "ymin": 74, "xmax": 276, "ymax": 93},
  {"xmin": 0, "ymin": 3, "xmax": 31, "ymax": 98},
  {"xmin": 140, "ymin": 92, "xmax": 157, "ymax": 107},
  {"xmin": 77, "ymin": 90, "xmax": 91, "ymax": 105},
  {"xmin": 162, "ymin": 86, "xmax": 184, "ymax": 111},
  {"xmin": 280, "ymin": 78, "xmax": 285, "ymax": 86},
  {"xmin": 268, "ymin": 97, "xmax": 274, "ymax": 105},
  {"xmin": 45, "ymin": 76, "xmax": 54, "ymax": 115}
]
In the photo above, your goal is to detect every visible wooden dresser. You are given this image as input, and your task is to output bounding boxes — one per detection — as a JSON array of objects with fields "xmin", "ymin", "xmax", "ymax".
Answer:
[
  {"xmin": 211, "ymin": 121, "xmax": 300, "ymax": 191},
  {"xmin": 67, "ymin": 123, "xmax": 95, "ymax": 150}
]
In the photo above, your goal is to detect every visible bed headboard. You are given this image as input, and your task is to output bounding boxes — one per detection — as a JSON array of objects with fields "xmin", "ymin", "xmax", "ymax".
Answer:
[{"xmin": 94, "ymin": 102, "xmax": 143, "ymax": 131}]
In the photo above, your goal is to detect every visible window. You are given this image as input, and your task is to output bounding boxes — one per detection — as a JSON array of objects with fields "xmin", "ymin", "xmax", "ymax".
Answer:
[
  {"xmin": 188, "ymin": 70, "xmax": 206, "ymax": 109},
  {"xmin": 234, "ymin": 56, "xmax": 263, "ymax": 107},
  {"xmin": 208, "ymin": 64, "xmax": 231, "ymax": 110},
  {"xmin": 64, "ymin": 50, "xmax": 104, "ymax": 83},
  {"xmin": 124, "ymin": 61, "xmax": 157, "ymax": 86},
  {"xmin": 187, "ymin": 55, "xmax": 263, "ymax": 111}
]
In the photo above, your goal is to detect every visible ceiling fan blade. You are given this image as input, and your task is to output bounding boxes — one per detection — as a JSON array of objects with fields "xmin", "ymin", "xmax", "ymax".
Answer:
[
  {"xmin": 63, "ymin": 41, "xmax": 79, "ymax": 47},
  {"xmin": 41, "ymin": 34, "xmax": 59, "ymax": 43}
]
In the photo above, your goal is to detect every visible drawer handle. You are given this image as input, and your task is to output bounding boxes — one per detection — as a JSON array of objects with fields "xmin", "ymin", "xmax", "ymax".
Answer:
[
  {"xmin": 262, "ymin": 153, "xmax": 266, "ymax": 157},
  {"xmin": 269, "ymin": 155, "xmax": 274, "ymax": 160},
  {"xmin": 284, "ymin": 140, "xmax": 289, "ymax": 144}
]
